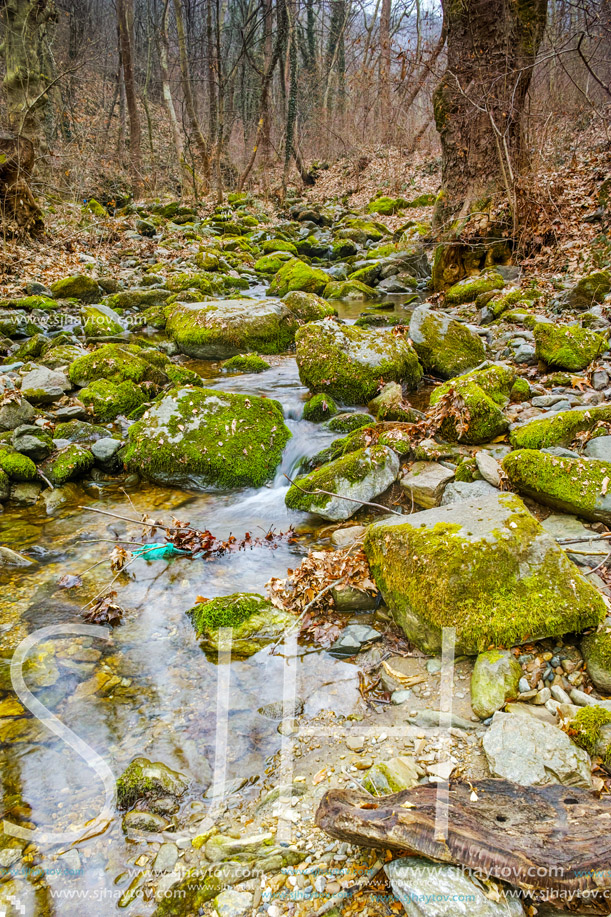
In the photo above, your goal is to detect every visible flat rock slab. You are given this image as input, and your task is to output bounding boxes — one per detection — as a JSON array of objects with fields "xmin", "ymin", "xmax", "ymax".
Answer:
[
  {"xmin": 400, "ymin": 461, "xmax": 455, "ymax": 508},
  {"xmin": 315, "ymin": 779, "xmax": 611, "ymax": 896}
]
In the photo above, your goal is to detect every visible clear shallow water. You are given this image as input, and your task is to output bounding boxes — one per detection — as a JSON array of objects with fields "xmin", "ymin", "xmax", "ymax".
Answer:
[{"xmin": 0, "ymin": 296, "xmax": 420, "ymax": 915}]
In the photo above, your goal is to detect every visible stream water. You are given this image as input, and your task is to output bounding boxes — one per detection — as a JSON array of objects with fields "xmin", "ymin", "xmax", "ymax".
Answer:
[{"xmin": 0, "ymin": 295, "xmax": 423, "ymax": 914}]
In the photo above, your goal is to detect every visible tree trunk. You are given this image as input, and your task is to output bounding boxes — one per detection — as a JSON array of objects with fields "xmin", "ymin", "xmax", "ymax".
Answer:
[
  {"xmin": 159, "ymin": 0, "xmax": 186, "ymax": 181},
  {"xmin": 0, "ymin": 131, "xmax": 44, "ymax": 237},
  {"xmin": 174, "ymin": 0, "xmax": 211, "ymax": 185},
  {"xmin": 433, "ymin": 0, "xmax": 548, "ymax": 230},
  {"xmin": 116, "ymin": 0, "xmax": 142, "ymax": 192},
  {"xmin": 379, "ymin": 0, "xmax": 391, "ymax": 134}
]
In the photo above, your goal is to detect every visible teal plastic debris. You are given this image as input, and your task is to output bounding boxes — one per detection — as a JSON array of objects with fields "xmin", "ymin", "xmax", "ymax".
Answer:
[{"xmin": 132, "ymin": 543, "xmax": 188, "ymax": 560}]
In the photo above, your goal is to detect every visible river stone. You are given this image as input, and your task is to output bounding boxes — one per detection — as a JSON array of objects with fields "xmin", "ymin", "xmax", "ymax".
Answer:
[
  {"xmin": 122, "ymin": 810, "xmax": 169, "ymax": 832},
  {"xmin": 386, "ymin": 857, "xmax": 526, "ymax": 917},
  {"xmin": 502, "ymin": 450, "xmax": 611, "ymax": 523},
  {"xmin": 475, "ymin": 451, "xmax": 502, "ymax": 487},
  {"xmin": 295, "ymin": 321, "xmax": 422, "ymax": 404},
  {"xmin": 11, "ymin": 425, "xmax": 53, "ymax": 461},
  {"xmin": 285, "ymin": 445, "xmax": 400, "ymax": 521},
  {"xmin": 470, "ymin": 650, "xmax": 522, "ymax": 720},
  {"xmin": 205, "ymin": 832, "xmax": 273, "ymax": 863},
  {"xmin": 364, "ymin": 492, "xmax": 605, "ymax": 655},
  {"xmin": 581, "ymin": 631, "xmax": 611, "ymax": 694},
  {"xmin": 363, "ymin": 756, "xmax": 419, "ymax": 796},
  {"xmin": 540, "ymin": 513, "xmax": 602, "ymax": 567},
  {"xmin": 121, "ymin": 386, "xmax": 290, "ymax": 489},
  {"xmin": 166, "ymin": 299, "xmax": 299, "ymax": 358},
  {"xmin": 329, "ymin": 624, "xmax": 381, "ymax": 657},
  {"xmin": 0, "ymin": 397, "xmax": 36, "ymax": 432},
  {"xmin": 400, "ymin": 461, "xmax": 454, "ymax": 508},
  {"xmin": 116, "ymin": 757, "xmax": 189, "ymax": 809},
  {"xmin": 409, "ymin": 306, "xmax": 486, "ymax": 379},
  {"xmin": 533, "ymin": 322, "xmax": 608, "ymax": 371},
  {"xmin": 510, "ymin": 404, "xmax": 611, "ymax": 450},
  {"xmin": 482, "ymin": 711, "xmax": 591, "ymax": 788},
  {"xmin": 82, "ymin": 303, "xmax": 125, "ymax": 338},
  {"xmin": 584, "ymin": 435, "xmax": 611, "ymax": 462},
  {"xmin": 214, "ymin": 890, "xmax": 253, "ymax": 917},
  {"xmin": 21, "ymin": 366, "xmax": 71, "ymax": 404},
  {"xmin": 0, "ymin": 546, "xmax": 33, "ymax": 567},
  {"xmin": 187, "ymin": 593, "xmax": 295, "ymax": 658},
  {"xmin": 440, "ymin": 479, "xmax": 499, "ymax": 505},
  {"xmin": 91, "ymin": 437, "xmax": 122, "ymax": 468},
  {"xmin": 153, "ymin": 843, "xmax": 179, "ymax": 873}
]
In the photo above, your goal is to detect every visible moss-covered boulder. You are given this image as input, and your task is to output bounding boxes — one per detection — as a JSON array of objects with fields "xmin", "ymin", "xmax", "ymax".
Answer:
[
  {"xmin": 327, "ymin": 412, "xmax": 373, "ymax": 433},
  {"xmin": 41, "ymin": 445, "xmax": 94, "ymax": 485},
  {"xmin": 431, "ymin": 362, "xmax": 515, "ymax": 406},
  {"xmin": 581, "ymin": 631, "xmax": 611, "ymax": 694},
  {"xmin": 533, "ymin": 322, "xmax": 608, "ymax": 371},
  {"xmin": 116, "ymin": 757, "xmax": 188, "ymax": 810},
  {"xmin": 282, "ymin": 290, "xmax": 337, "ymax": 322},
  {"xmin": 21, "ymin": 365, "xmax": 71, "ymax": 404},
  {"xmin": 68, "ymin": 343, "xmax": 167, "ymax": 387},
  {"xmin": 285, "ymin": 445, "xmax": 399, "ymax": 521},
  {"xmin": 41, "ymin": 344, "xmax": 85, "ymax": 369},
  {"xmin": 364, "ymin": 492, "xmax": 605, "ymax": 654},
  {"xmin": 80, "ymin": 378, "xmax": 148, "ymax": 421},
  {"xmin": 254, "ymin": 252, "xmax": 294, "ymax": 274},
  {"xmin": 338, "ymin": 218, "xmax": 387, "ymax": 242},
  {"xmin": 303, "ymin": 393, "xmax": 338, "ymax": 422},
  {"xmin": 108, "ymin": 288, "xmax": 172, "ymax": 311},
  {"xmin": 445, "ymin": 271, "xmax": 505, "ymax": 305},
  {"xmin": 564, "ymin": 270, "xmax": 611, "ymax": 310},
  {"xmin": 366, "ymin": 196, "xmax": 407, "ymax": 215},
  {"xmin": 428, "ymin": 378, "xmax": 508, "ymax": 445},
  {"xmin": 510, "ymin": 404, "xmax": 611, "ymax": 450},
  {"xmin": 502, "ymin": 449, "xmax": 611, "ymax": 522},
  {"xmin": 260, "ymin": 239, "xmax": 298, "ymax": 255},
  {"xmin": 566, "ymin": 706, "xmax": 611, "ymax": 767},
  {"xmin": 470, "ymin": 650, "xmax": 522, "ymax": 719},
  {"xmin": 221, "ymin": 353, "xmax": 270, "ymax": 373},
  {"xmin": 0, "ymin": 452, "xmax": 37, "ymax": 481},
  {"xmin": 50, "ymin": 274, "xmax": 101, "ymax": 302},
  {"xmin": 82, "ymin": 304, "xmax": 124, "ymax": 338},
  {"xmin": 268, "ymin": 259, "xmax": 332, "ymax": 297},
  {"xmin": 323, "ymin": 280, "xmax": 379, "ymax": 301},
  {"xmin": 54, "ymin": 420, "xmax": 110, "ymax": 443},
  {"xmin": 122, "ymin": 387, "xmax": 290, "ymax": 489},
  {"xmin": 186, "ymin": 593, "xmax": 295, "ymax": 658},
  {"xmin": 166, "ymin": 299, "xmax": 298, "ymax": 359},
  {"xmin": 409, "ymin": 306, "xmax": 486, "ymax": 379},
  {"xmin": 296, "ymin": 321, "xmax": 422, "ymax": 404},
  {"xmin": 368, "ymin": 382, "xmax": 418, "ymax": 422}
]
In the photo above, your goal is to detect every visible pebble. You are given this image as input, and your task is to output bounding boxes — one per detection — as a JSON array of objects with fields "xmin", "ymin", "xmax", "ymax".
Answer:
[{"xmin": 345, "ymin": 736, "xmax": 365, "ymax": 752}]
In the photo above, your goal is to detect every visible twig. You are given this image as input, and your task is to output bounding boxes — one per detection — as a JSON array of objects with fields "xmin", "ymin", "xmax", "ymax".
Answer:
[
  {"xmin": 556, "ymin": 533, "xmax": 611, "ymax": 545},
  {"xmin": 313, "ymin": 858, "xmax": 384, "ymax": 917},
  {"xmin": 79, "ymin": 505, "xmax": 169, "ymax": 530},
  {"xmin": 585, "ymin": 551, "xmax": 611, "ymax": 576},
  {"xmin": 38, "ymin": 470, "xmax": 54, "ymax": 490},
  {"xmin": 283, "ymin": 474, "xmax": 403, "ymax": 517}
]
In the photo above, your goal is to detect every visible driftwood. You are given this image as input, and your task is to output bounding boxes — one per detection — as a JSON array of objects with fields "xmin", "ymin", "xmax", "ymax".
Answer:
[
  {"xmin": 315, "ymin": 779, "xmax": 611, "ymax": 896},
  {"xmin": 0, "ymin": 130, "xmax": 44, "ymax": 237}
]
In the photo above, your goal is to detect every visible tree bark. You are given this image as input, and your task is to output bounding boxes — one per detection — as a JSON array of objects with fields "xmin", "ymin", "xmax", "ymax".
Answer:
[
  {"xmin": 158, "ymin": 0, "xmax": 186, "ymax": 180},
  {"xmin": 116, "ymin": 0, "xmax": 142, "ymax": 192},
  {"xmin": 433, "ymin": 0, "xmax": 548, "ymax": 230},
  {"xmin": 379, "ymin": 0, "xmax": 391, "ymax": 134},
  {"xmin": 174, "ymin": 0, "xmax": 211, "ymax": 185}
]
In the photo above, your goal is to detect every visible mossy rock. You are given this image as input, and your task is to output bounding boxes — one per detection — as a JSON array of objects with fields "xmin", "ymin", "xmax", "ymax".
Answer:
[
  {"xmin": 195, "ymin": 250, "xmax": 220, "ymax": 271},
  {"xmin": 296, "ymin": 321, "xmax": 422, "ymax": 405},
  {"xmin": 281, "ymin": 290, "xmax": 337, "ymax": 322},
  {"xmin": 331, "ymin": 239, "xmax": 358, "ymax": 259},
  {"xmin": 510, "ymin": 378, "xmax": 531, "ymax": 402},
  {"xmin": 362, "ymin": 756, "xmax": 419, "ymax": 795},
  {"xmin": 186, "ymin": 593, "xmax": 295, "ymax": 658},
  {"xmin": 564, "ymin": 270, "xmax": 611, "ymax": 310},
  {"xmin": 83, "ymin": 198, "xmax": 107, "ymax": 218},
  {"xmin": 502, "ymin": 449, "xmax": 611, "ymax": 522},
  {"xmin": 254, "ymin": 252, "xmax": 294, "ymax": 273},
  {"xmin": 409, "ymin": 306, "xmax": 486, "ymax": 379},
  {"xmin": 108, "ymin": 289, "xmax": 172, "ymax": 311},
  {"xmin": 0, "ymin": 452, "xmax": 37, "ymax": 481},
  {"xmin": 368, "ymin": 382, "xmax": 419, "ymax": 422},
  {"xmin": 69, "ymin": 343, "xmax": 167, "ymax": 387},
  {"xmin": 295, "ymin": 235, "xmax": 330, "ymax": 258},
  {"xmin": 364, "ymin": 491, "xmax": 606, "ymax": 655},
  {"xmin": 12, "ymin": 333, "xmax": 47, "ymax": 362},
  {"xmin": 1, "ymin": 295, "xmax": 56, "ymax": 312},
  {"xmin": 581, "ymin": 631, "xmax": 611, "ymax": 694},
  {"xmin": 82, "ymin": 304, "xmax": 124, "ymax": 338},
  {"xmin": 164, "ymin": 364, "xmax": 202, "ymax": 386},
  {"xmin": 339, "ymin": 218, "xmax": 387, "ymax": 242},
  {"xmin": 40, "ymin": 344, "xmax": 85, "ymax": 369},
  {"xmin": 41, "ymin": 445, "xmax": 94, "ymax": 485},
  {"xmin": 122, "ymin": 386, "xmax": 290, "ymax": 489},
  {"xmin": 327, "ymin": 413, "xmax": 373, "ymax": 433},
  {"xmin": 429, "ymin": 379, "xmax": 508, "ymax": 445},
  {"xmin": 54, "ymin": 420, "xmax": 110, "ymax": 443},
  {"xmin": 221, "ymin": 353, "xmax": 270, "ymax": 374},
  {"xmin": 366, "ymin": 196, "xmax": 407, "ymax": 215},
  {"xmin": 470, "ymin": 649, "xmax": 522, "ymax": 719},
  {"xmin": 50, "ymin": 275, "xmax": 101, "ymax": 302},
  {"xmin": 510, "ymin": 404, "xmax": 611, "ymax": 450},
  {"xmin": 323, "ymin": 280, "xmax": 379, "ymax": 301},
  {"xmin": 445, "ymin": 271, "xmax": 505, "ymax": 305},
  {"xmin": 80, "ymin": 378, "xmax": 148, "ymax": 421},
  {"xmin": 431, "ymin": 363, "xmax": 515, "ymax": 407},
  {"xmin": 166, "ymin": 299, "xmax": 298, "ymax": 359},
  {"xmin": 285, "ymin": 445, "xmax": 399, "ymax": 521},
  {"xmin": 165, "ymin": 272, "xmax": 217, "ymax": 295},
  {"xmin": 348, "ymin": 264, "xmax": 382, "ymax": 287},
  {"xmin": 116, "ymin": 757, "xmax": 188, "ymax": 810},
  {"xmin": 533, "ymin": 322, "xmax": 608, "ymax": 371},
  {"xmin": 566, "ymin": 706, "xmax": 611, "ymax": 765},
  {"xmin": 303, "ymin": 393, "xmax": 338, "ymax": 422},
  {"xmin": 268, "ymin": 259, "xmax": 332, "ymax": 297},
  {"xmin": 260, "ymin": 239, "xmax": 298, "ymax": 255}
]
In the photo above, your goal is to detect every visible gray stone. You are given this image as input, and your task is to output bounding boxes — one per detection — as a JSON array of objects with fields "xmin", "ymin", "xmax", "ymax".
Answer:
[
  {"xmin": 400, "ymin": 461, "xmax": 454, "ymax": 508},
  {"xmin": 329, "ymin": 624, "xmax": 381, "ymax": 657},
  {"xmin": 585, "ymin": 435, "xmax": 611, "ymax": 462},
  {"xmin": 391, "ymin": 689, "xmax": 412, "ymax": 704},
  {"xmin": 330, "ymin": 525, "xmax": 366, "ymax": 547},
  {"xmin": 11, "ymin": 425, "xmax": 52, "ymax": 461},
  {"xmin": 91, "ymin": 437, "xmax": 122, "ymax": 467},
  {"xmin": 514, "ymin": 343, "xmax": 537, "ymax": 364},
  {"xmin": 21, "ymin": 366, "xmax": 71, "ymax": 404},
  {"xmin": 0, "ymin": 546, "xmax": 33, "ymax": 567},
  {"xmin": 474, "ymin": 451, "xmax": 502, "ymax": 487},
  {"xmin": 214, "ymin": 890, "xmax": 253, "ymax": 917},
  {"xmin": 591, "ymin": 369, "xmax": 609, "ymax": 391},
  {"xmin": 10, "ymin": 482, "xmax": 42, "ymax": 505},
  {"xmin": 152, "ymin": 843, "xmax": 179, "ymax": 873},
  {"xmin": 482, "ymin": 711, "xmax": 592, "ymax": 788},
  {"xmin": 0, "ymin": 397, "xmax": 36, "ymax": 432},
  {"xmin": 331, "ymin": 583, "xmax": 377, "ymax": 611},
  {"xmin": 121, "ymin": 810, "xmax": 168, "ymax": 832},
  {"xmin": 386, "ymin": 857, "xmax": 526, "ymax": 917},
  {"xmin": 470, "ymin": 650, "xmax": 522, "ymax": 719},
  {"xmin": 440, "ymin": 479, "xmax": 499, "ymax": 505},
  {"xmin": 540, "ymin": 513, "xmax": 602, "ymax": 567}
]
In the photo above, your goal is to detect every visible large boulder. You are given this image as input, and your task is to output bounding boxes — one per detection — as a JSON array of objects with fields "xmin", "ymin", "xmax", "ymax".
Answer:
[
  {"xmin": 445, "ymin": 271, "xmax": 505, "ymax": 305},
  {"xmin": 50, "ymin": 274, "xmax": 101, "ymax": 302},
  {"xmin": 68, "ymin": 343, "xmax": 167, "ymax": 387},
  {"xmin": 428, "ymin": 377, "xmax": 508, "ymax": 445},
  {"xmin": 285, "ymin": 446, "xmax": 400, "ymax": 521},
  {"xmin": 409, "ymin": 306, "xmax": 486, "ymax": 379},
  {"xmin": 121, "ymin": 387, "xmax": 290, "ymax": 489},
  {"xmin": 186, "ymin": 593, "xmax": 294, "ymax": 658},
  {"xmin": 296, "ymin": 321, "xmax": 422, "ymax": 405},
  {"xmin": 364, "ymin": 492, "xmax": 605, "ymax": 655},
  {"xmin": 510, "ymin": 404, "xmax": 611, "ymax": 450},
  {"xmin": 21, "ymin": 366, "xmax": 71, "ymax": 404},
  {"xmin": 502, "ymin": 449, "xmax": 611, "ymax": 522},
  {"xmin": 166, "ymin": 298, "xmax": 298, "ymax": 359},
  {"xmin": 533, "ymin": 322, "xmax": 608, "ymax": 371},
  {"xmin": 482, "ymin": 712, "xmax": 591, "ymax": 788},
  {"xmin": 281, "ymin": 290, "xmax": 337, "ymax": 322},
  {"xmin": 563, "ymin": 270, "xmax": 611, "ymax": 310},
  {"xmin": 268, "ymin": 259, "xmax": 332, "ymax": 297}
]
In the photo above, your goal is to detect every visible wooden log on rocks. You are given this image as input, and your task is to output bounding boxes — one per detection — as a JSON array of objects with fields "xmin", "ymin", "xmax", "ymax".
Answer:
[{"xmin": 315, "ymin": 779, "xmax": 611, "ymax": 897}]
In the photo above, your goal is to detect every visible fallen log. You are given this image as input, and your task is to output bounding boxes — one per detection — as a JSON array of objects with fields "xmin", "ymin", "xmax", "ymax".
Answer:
[{"xmin": 315, "ymin": 779, "xmax": 611, "ymax": 896}]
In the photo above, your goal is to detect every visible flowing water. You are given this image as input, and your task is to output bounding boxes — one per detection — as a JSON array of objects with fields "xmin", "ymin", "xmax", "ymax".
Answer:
[{"xmin": 0, "ymin": 296, "xmax": 423, "ymax": 914}]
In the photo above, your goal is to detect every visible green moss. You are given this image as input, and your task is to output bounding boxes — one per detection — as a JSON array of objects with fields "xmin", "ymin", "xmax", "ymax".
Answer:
[
  {"xmin": 221, "ymin": 353, "xmax": 270, "ymax": 373},
  {"xmin": 69, "ymin": 343, "xmax": 167, "ymax": 386},
  {"xmin": 50, "ymin": 275, "xmax": 100, "ymax": 302},
  {"xmin": 82, "ymin": 305, "xmax": 123, "ymax": 337},
  {"xmin": 43, "ymin": 445, "xmax": 94, "ymax": 485},
  {"xmin": 164, "ymin": 364, "xmax": 202, "ymax": 386},
  {"xmin": 405, "ymin": 192, "xmax": 436, "ymax": 208},
  {"xmin": 41, "ymin": 344, "xmax": 84, "ymax": 369},
  {"xmin": 502, "ymin": 308, "xmax": 538, "ymax": 328},
  {"xmin": 0, "ymin": 452, "xmax": 37, "ymax": 481},
  {"xmin": 331, "ymin": 238, "xmax": 358, "ymax": 259},
  {"xmin": 303, "ymin": 393, "xmax": 338, "ymax": 422},
  {"xmin": 188, "ymin": 593, "xmax": 268, "ymax": 631},
  {"xmin": 366, "ymin": 196, "xmax": 406, "ymax": 215},
  {"xmin": 510, "ymin": 378, "xmax": 531, "ymax": 402},
  {"xmin": 12, "ymin": 334, "xmax": 47, "ymax": 361},
  {"xmin": 186, "ymin": 593, "xmax": 294, "ymax": 658},
  {"xmin": 364, "ymin": 494, "xmax": 606, "ymax": 654},
  {"xmin": 582, "ymin": 631, "xmax": 611, "ymax": 674},
  {"xmin": 165, "ymin": 272, "xmax": 217, "ymax": 295},
  {"xmin": 486, "ymin": 289, "xmax": 529, "ymax": 318},
  {"xmin": 410, "ymin": 308, "xmax": 487, "ymax": 379},
  {"xmin": 327, "ymin": 413, "xmax": 373, "ymax": 433},
  {"xmin": 430, "ymin": 379, "xmax": 508, "ymax": 445},
  {"xmin": 510, "ymin": 404, "xmax": 611, "ymax": 449},
  {"xmin": 339, "ymin": 218, "xmax": 387, "ymax": 242},
  {"xmin": 254, "ymin": 252, "xmax": 293, "ymax": 273},
  {"xmin": 323, "ymin": 280, "xmax": 379, "ymax": 301},
  {"xmin": 285, "ymin": 445, "xmax": 395, "ymax": 513},
  {"xmin": 54, "ymin": 420, "xmax": 110, "ymax": 443},
  {"xmin": 282, "ymin": 290, "xmax": 337, "ymax": 322},
  {"xmin": 166, "ymin": 301, "xmax": 298, "ymax": 358},
  {"xmin": 445, "ymin": 271, "xmax": 505, "ymax": 305},
  {"xmin": 260, "ymin": 239, "xmax": 298, "ymax": 255},
  {"xmin": 82, "ymin": 198, "xmax": 107, "ymax": 218},
  {"xmin": 534, "ymin": 322, "xmax": 608, "ymax": 371},
  {"xmin": 455, "ymin": 457, "xmax": 480, "ymax": 482},
  {"xmin": 79, "ymin": 378, "xmax": 148, "ymax": 421},
  {"xmin": 431, "ymin": 364, "xmax": 515, "ymax": 406},
  {"xmin": 116, "ymin": 757, "xmax": 187, "ymax": 810},
  {"xmin": 1, "ymin": 295, "xmax": 56, "ymax": 312},
  {"xmin": 141, "ymin": 304, "xmax": 167, "ymax": 329},
  {"xmin": 566, "ymin": 270, "xmax": 611, "ymax": 309},
  {"xmin": 567, "ymin": 706, "xmax": 611, "ymax": 758},
  {"xmin": 108, "ymin": 289, "xmax": 171, "ymax": 310},
  {"xmin": 502, "ymin": 449, "xmax": 611, "ymax": 521},
  {"xmin": 348, "ymin": 264, "xmax": 381, "ymax": 286},
  {"xmin": 268, "ymin": 259, "xmax": 332, "ymax": 297}
]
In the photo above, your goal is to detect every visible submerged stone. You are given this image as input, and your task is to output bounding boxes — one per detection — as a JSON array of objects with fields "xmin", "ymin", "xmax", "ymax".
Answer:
[
  {"xmin": 364, "ymin": 492, "xmax": 605, "ymax": 655},
  {"xmin": 122, "ymin": 387, "xmax": 291, "ymax": 489},
  {"xmin": 187, "ymin": 593, "xmax": 294, "ymax": 657},
  {"xmin": 116, "ymin": 757, "xmax": 189, "ymax": 809}
]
